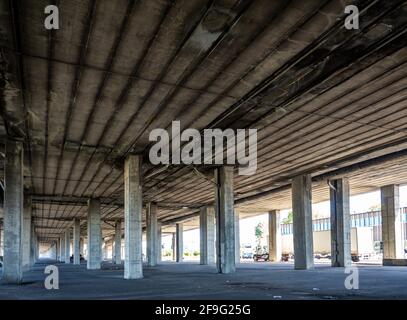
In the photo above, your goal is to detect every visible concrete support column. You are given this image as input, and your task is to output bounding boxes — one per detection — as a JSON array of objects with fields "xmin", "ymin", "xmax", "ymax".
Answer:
[
  {"xmin": 64, "ymin": 229, "xmax": 70, "ymax": 263},
  {"xmin": 146, "ymin": 202, "xmax": 158, "ymax": 267},
  {"xmin": 0, "ymin": 224, "xmax": 3, "ymax": 257},
  {"xmin": 172, "ymin": 232, "xmax": 176, "ymax": 261},
  {"xmin": 103, "ymin": 239, "xmax": 108, "ymax": 260},
  {"xmin": 60, "ymin": 235, "xmax": 65, "ymax": 263},
  {"xmin": 214, "ymin": 166, "xmax": 235, "ymax": 274},
  {"xmin": 157, "ymin": 222, "xmax": 162, "ymax": 263},
  {"xmin": 268, "ymin": 210, "xmax": 281, "ymax": 262},
  {"xmin": 22, "ymin": 197, "xmax": 32, "ymax": 271},
  {"xmin": 73, "ymin": 218, "xmax": 81, "ymax": 265},
  {"xmin": 50, "ymin": 243, "xmax": 56, "ymax": 259},
  {"xmin": 176, "ymin": 223, "xmax": 183, "ymax": 262},
  {"xmin": 200, "ymin": 206, "xmax": 215, "ymax": 265},
  {"xmin": 56, "ymin": 238, "xmax": 60, "ymax": 261},
  {"xmin": 124, "ymin": 155, "xmax": 143, "ymax": 279},
  {"xmin": 35, "ymin": 236, "xmax": 39, "ymax": 261},
  {"xmin": 30, "ymin": 222, "xmax": 36, "ymax": 265},
  {"xmin": 292, "ymin": 174, "xmax": 314, "ymax": 270},
  {"xmin": 87, "ymin": 198, "xmax": 102, "ymax": 269},
  {"xmin": 330, "ymin": 178, "xmax": 351, "ymax": 267},
  {"xmin": 3, "ymin": 140, "xmax": 24, "ymax": 283},
  {"xmin": 80, "ymin": 237, "xmax": 84, "ymax": 256},
  {"xmin": 381, "ymin": 185, "xmax": 404, "ymax": 259},
  {"xmin": 235, "ymin": 210, "xmax": 240, "ymax": 263},
  {"xmin": 114, "ymin": 220, "xmax": 122, "ymax": 264}
]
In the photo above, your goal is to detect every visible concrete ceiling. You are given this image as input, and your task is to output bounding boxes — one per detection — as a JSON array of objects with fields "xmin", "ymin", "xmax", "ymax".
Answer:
[{"xmin": 1, "ymin": 0, "xmax": 407, "ymax": 242}]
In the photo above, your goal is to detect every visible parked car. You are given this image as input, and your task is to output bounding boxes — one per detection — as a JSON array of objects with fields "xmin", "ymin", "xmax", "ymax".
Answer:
[
  {"xmin": 253, "ymin": 253, "xmax": 269, "ymax": 262},
  {"xmin": 242, "ymin": 252, "xmax": 253, "ymax": 259}
]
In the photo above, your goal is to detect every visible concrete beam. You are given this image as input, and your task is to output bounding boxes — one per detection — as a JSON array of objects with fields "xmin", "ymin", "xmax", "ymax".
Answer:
[
  {"xmin": 146, "ymin": 202, "xmax": 158, "ymax": 267},
  {"xmin": 31, "ymin": 194, "xmax": 203, "ymax": 210},
  {"xmin": 3, "ymin": 140, "xmax": 24, "ymax": 283},
  {"xmin": 124, "ymin": 155, "xmax": 143, "ymax": 279},
  {"xmin": 73, "ymin": 218, "xmax": 81, "ymax": 265},
  {"xmin": 87, "ymin": 198, "xmax": 102, "ymax": 269},
  {"xmin": 200, "ymin": 206, "xmax": 215, "ymax": 265},
  {"xmin": 381, "ymin": 185, "xmax": 404, "ymax": 259},
  {"xmin": 214, "ymin": 166, "xmax": 235, "ymax": 274},
  {"xmin": 268, "ymin": 210, "xmax": 281, "ymax": 262},
  {"xmin": 330, "ymin": 178, "xmax": 351, "ymax": 267},
  {"xmin": 292, "ymin": 174, "xmax": 314, "ymax": 270}
]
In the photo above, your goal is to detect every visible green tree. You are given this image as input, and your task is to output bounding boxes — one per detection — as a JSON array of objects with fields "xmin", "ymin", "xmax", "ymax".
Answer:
[
  {"xmin": 255, "ymin": 222, "xmax": 264, "ymax": 252},
  {"xmin": 282, "ymin": 211, "xmax": 293, "ymax": 224}
]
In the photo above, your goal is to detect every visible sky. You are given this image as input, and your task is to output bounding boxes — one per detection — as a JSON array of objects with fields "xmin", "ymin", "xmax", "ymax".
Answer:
[{"xmin": 161, "ymin": 185, "xmax": 407, "ymax": 253}]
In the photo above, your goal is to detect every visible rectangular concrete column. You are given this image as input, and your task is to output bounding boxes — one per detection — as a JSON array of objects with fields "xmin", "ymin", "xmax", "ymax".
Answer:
[
  {"xmin": 50, "ymin": 243, "xmax": 57, "ymax": 259},
  {"xmin": 292, "ymin": 174, "xmax": 314, "ymax": 270},
  {"xmin": 60, "ymin": 235, "xmax": 65, "ymax": 263},
  {"xmin": 3, "ymin": 140, "xmax": 24, "ymax": 283},
  {"xmin": 103, "ymin": 239, "xmax": 108, "ymax": 260},
  {"xmin": 30, "ymin": 222, "xmax": 36, "ymax": 265},
  {"xmin": 73, "ymin": 218, "xmax": 81, "ymax": 265},
  {"xmin": 114, "ymin": 220, "xmax": 122, "ymax": 264},
  {"xmin": 64, "ymin": 229, "xmax": 70, "ymax": 263},
  {"xmin": 176, "ymin": 223, "xmax": 183, "ymax": 262},
  {"xmin": 172, "ymin": 232, "xmax": 176, "ymax": 261},
  {"xmin": 35, "ymin": 235, "xmax": 39, "ymax": 261},
  {"xmin": 80, "ymin": 237, "xmax": 84, "ymax": 256},
  {"xmin": 268, "ymin": 210, "xmax": 281, "ymax": 262},
  {"xmin": 157, "ymin": 222, "xmax": 162, "ymax": 263},
  {"xmin": 381, "ymin": 185, "xmax": 404, "ymax": 259},
  {"xmin": 214, "ymin": 166, "xmax": 235, "ymax": 274},
  {"xmin": 330, "ymin": 178, "xmax": 351, "ymax": 267},
  {"xmin": 87, "ymin": 198, "xmax": 102, "ymax": 269},
  {"xmin": 235, "ymin": 210, "xmax": 240, "ymax": 263},
  {"xmin": 0, "ymin": 224, "xmax": 3, "ymax": 257},
  {"xmin": 22, "ymin": 197, "xmax": 32, "ymax": 271},
  {"xmin": 56, "ymin": 238, "xmax": 60, "ymax": 261},
  {"xmin": 146, "ymin": 202, "xmax": 158, "ymax": 267},
  {"xmin": 200, "ymin": 206, "xmax": 216, "ymax": 265},
  {"xmin": 124, "ymin": 155, "xmax": 143, "ymax": 279},
  {"xmin": 0, "ymin": 224, "xmax": 3, "ymax": 256}
]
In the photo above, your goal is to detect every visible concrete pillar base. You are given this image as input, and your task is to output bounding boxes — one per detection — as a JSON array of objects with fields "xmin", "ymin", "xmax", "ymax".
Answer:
[
  {"xmin": 292, "ymin": 174, "xmax": 314, "ymax": 270},
  {"xmin": 215, "ymin": 166, "xmax": 235, "ymax": 274}
]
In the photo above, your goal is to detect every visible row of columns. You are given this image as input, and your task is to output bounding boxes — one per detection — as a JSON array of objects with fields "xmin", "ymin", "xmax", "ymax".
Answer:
[
  {"xmin": 116, "ymin": 162, "xmax": 236, "ymax": 275},
  {"xmin": 3, "ymin": 141, "xmax": 402, "ymax": 284},
  {"xmin": 1, "ymin": 143, "xmax": 237, "ymax": 282},
  {"xmin": 2, "ymin": 141, "xmax": 40, "ymax": 283},
  {"xmin": 267, "ymin": 175, "xmax": 404, "ymax": 269}
]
